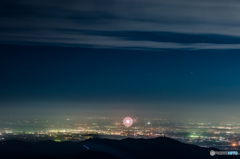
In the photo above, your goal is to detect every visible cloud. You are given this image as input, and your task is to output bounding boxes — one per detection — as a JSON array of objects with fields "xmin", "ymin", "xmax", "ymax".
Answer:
[{"xmin": 1, "ymin": 0, "xmax": 240, "ymax": 50}]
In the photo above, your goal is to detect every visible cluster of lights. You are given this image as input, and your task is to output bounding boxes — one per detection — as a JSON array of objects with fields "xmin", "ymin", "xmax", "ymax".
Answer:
[{"xmin": 232, "ymin": 143, "xmax": 237, "ymax": 146}]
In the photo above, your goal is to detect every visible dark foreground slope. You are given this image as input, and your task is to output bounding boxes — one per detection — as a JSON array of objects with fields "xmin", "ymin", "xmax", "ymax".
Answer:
[{"xmin": 0, "ymin": 137, "xmax": 237, "ymax": 159}]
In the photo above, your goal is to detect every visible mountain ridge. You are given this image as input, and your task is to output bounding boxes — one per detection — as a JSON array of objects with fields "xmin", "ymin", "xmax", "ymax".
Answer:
[{"xmin": 0, "ymin": 136, "xmax": 234, "ymax": 159}]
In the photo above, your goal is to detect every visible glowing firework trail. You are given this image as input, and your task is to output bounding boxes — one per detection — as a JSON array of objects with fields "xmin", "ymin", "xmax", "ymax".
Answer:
[{"xmin": 123, "ymin": 117, "xmax": 133, "ymax": 127}]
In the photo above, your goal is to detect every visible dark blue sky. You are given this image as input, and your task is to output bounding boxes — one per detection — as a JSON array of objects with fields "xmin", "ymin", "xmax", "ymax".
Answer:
[
  {"xmin": 1, "ymin": 45, "xmax": 240, "ymax": 122},
  {"xmin": 0, "ymin": 0, "xmax": 240, "ymax": 122}
]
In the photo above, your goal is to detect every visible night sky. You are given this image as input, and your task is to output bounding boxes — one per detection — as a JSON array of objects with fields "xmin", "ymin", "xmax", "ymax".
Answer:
[{"xmin": 1, "ymin": 0, "xmax": 240, "ymax": 122}]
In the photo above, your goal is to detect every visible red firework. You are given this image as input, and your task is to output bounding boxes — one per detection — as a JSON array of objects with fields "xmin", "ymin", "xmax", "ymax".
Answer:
[{"xmin": 123, "ymin": 117, "xmax": 133, "ymax": 127}]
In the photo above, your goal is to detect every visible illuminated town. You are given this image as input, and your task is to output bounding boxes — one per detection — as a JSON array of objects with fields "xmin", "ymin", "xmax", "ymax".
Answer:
[{"xmin": 1, "ymin": 117, "xmax": 240, "ymax": 151}]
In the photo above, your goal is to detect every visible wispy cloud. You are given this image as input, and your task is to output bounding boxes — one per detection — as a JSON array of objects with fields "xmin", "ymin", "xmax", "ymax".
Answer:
[{"xmin": 1, "ymin": 0, "xmax": 240, "ymax": 50}]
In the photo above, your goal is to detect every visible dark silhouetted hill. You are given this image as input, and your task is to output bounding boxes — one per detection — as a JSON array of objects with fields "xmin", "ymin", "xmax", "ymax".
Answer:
[{"xmin": 0, "ymin": 137, "xmax": 237, "ymax": 159}]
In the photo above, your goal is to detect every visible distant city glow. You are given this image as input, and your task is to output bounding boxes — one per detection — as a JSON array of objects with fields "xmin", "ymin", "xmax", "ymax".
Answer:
[{"xmin": 123, "ymin": 117, "xmax": 133, "ymax": 127}]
